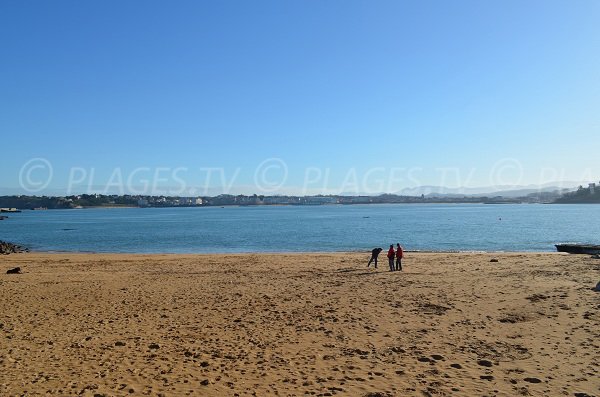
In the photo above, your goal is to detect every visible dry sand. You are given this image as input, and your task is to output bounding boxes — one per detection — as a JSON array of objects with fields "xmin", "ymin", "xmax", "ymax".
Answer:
[{"xmin": 1, "ymin": 252, "xmax": 599, "ymax": 397}]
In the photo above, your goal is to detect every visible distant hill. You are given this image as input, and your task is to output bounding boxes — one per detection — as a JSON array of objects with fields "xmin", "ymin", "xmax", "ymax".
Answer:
[
  {"xmin": 554, "ymin": 185, "xmax": 600, "ymax": 203},
  {"xmin": 395, "ymin": 183, "xmax": 577, "ymax": 198}
]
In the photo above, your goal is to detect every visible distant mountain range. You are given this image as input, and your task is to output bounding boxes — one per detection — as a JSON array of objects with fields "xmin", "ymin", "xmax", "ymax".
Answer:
[
  {"xmin": 338, "ymin": 182, "xmax": 581, "ymax": 198},
  {"xmin": 394, "ymin": 183, "xmax": 578, "ymax": 198}
]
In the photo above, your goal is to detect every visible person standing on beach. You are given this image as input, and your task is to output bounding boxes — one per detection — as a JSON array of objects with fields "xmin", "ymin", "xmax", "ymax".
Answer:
[
  {"xmin": 367, "ymin": 247, "xmax": 383, "ymax": 268},
  {"xmin": 387, "ymin": 245, "xmax": 395, "ymax": 272},
  {"xmin": 395, "ymin": 243, "xmax": 404, "ymax": 271}
]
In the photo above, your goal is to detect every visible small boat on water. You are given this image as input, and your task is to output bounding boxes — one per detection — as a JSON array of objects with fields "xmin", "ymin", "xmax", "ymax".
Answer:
[{"xmin": 555, "ymin": 244, "xmax": 600, "ymax": 255}]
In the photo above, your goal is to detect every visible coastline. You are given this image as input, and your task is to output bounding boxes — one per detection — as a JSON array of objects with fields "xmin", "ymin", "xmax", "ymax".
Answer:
[
  {"xmin": 8, "ymin": 202, "xmax": 600, "ymax": 212},
  {"xmin": 1, "ymin": 252, "xmax": 598, "ymax": 396},
  {"xmin": 7, "ymin": 247, "xmax": 569, "ymax": 255}
]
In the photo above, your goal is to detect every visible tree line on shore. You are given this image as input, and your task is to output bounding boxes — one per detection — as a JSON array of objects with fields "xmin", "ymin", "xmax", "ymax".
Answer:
[{"xmin": 553, "ymin": 185, "xmax": 600, "ymax": 204}]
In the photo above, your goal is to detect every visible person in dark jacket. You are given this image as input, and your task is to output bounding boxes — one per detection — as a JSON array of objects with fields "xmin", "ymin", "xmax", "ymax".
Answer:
[
  {"xmin": 367, "ymin": 247, "xmax": 383, "ymax": 268},
  {"xmin": 387, "ymin": 245, "xmax": 395, "ymax": 271}
]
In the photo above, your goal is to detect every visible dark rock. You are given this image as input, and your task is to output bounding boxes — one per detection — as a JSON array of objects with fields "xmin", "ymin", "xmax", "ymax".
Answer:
[
  {"xmin": 523, "ymin": 377, "xmax": 542, "ymax": 383},
  {"xmin": 148, "ymin": 343, "xmax": 160, "ymax": 350},
  {"xmin": 477, "ymin": 359, "xmax": 494, "ymax": 367},
  {"xmin": 490, "ymin": 258, "xmax": 499, "ymax": 263},
  {"xmin": 200, "ymin": 379, "xmax": 210, "ymax": 386},
  {"xmin": 115, "ymin": 341, "xmax": 126, "ymax": 347},
  {"xmin": 0, "ymin": 241, "xmax": 28, "ymax": 255},
  {"xmin": 6, "ymin": 267, "xmax": 22, "ymax": 274},
  {"xmin": 450, "ymin": 363, "xmax": 462, "ymax": 369}
]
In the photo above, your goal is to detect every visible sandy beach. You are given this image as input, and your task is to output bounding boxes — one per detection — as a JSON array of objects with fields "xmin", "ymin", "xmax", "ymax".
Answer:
[{"xmin": 1, "ymin": 252, "xmax": 598, "ymax": 397}]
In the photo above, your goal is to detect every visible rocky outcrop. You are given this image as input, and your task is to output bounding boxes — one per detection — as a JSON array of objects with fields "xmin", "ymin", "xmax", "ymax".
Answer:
[{"xmin": 0, "ymin": 241, "xmax": 28, "ymax": 254}]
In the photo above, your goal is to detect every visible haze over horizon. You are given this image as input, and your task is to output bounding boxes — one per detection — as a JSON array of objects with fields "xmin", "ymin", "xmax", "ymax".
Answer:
[{"xmin": 1, "ymin": 1, "xmax": 599, "ymax": 196}]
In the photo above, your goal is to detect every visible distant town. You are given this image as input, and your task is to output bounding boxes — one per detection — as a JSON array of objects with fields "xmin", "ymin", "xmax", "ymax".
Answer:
[{"xmin": 1, "ymin": 181, "xmax": 599, "ymax": 210}]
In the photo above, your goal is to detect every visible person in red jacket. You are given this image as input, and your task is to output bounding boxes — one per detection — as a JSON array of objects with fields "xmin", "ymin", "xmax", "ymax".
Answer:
[
  {"xmin": 395, "ymin": 243, "xmax": 404, "ymax": 271},
  {"xmin": 387, "ymin": 245, "xmax": 395, "ymax": 272}
]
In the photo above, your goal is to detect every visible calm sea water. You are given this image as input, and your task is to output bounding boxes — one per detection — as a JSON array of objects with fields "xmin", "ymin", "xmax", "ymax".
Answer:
[{"xmin": 1, "ymin": 204, "xmax": 599, "ymax": 253}]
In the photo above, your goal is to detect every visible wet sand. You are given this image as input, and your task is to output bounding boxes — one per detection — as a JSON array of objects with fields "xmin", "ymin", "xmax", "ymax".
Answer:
[{"xmin": 1, "ymin": 252, "xmax": 599, "ymax": 396}]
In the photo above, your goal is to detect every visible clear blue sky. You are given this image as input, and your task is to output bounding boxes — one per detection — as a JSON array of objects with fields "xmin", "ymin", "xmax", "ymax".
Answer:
[{"xmin": 1, "ymin": 1, "xmax": 599, "ymax": 195}]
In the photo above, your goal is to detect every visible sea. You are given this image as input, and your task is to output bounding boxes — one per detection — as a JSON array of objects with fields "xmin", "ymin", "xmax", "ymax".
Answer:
[{"xmin": 1, "ymin": 204, "xmax": 599, "ymax": 253}]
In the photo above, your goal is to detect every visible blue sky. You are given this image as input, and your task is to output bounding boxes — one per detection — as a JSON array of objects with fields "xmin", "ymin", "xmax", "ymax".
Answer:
[{"xmin": 1, "ymin": 1, "xmax": 599, "ymax": 195}]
